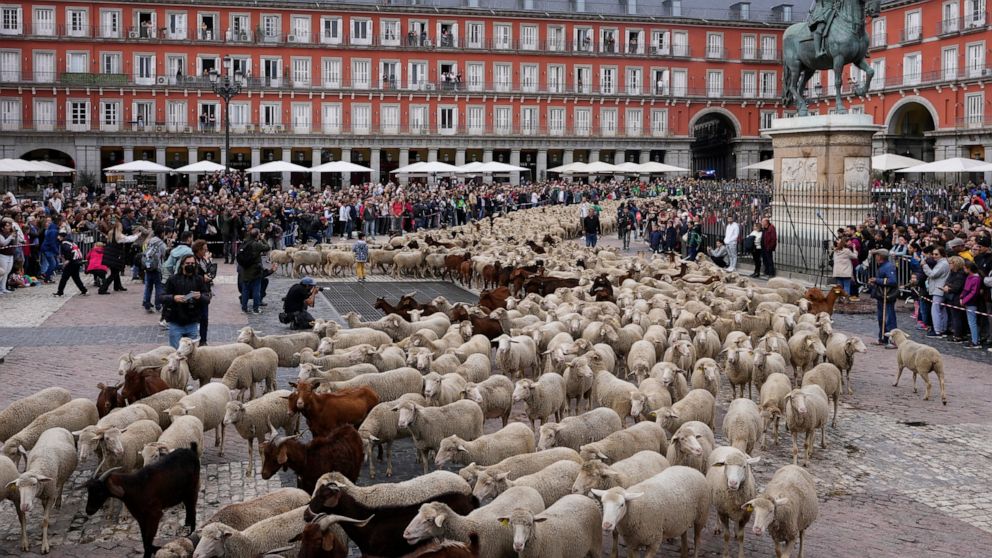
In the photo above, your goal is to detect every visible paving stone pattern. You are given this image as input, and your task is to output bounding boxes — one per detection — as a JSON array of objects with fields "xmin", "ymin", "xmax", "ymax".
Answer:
[{"xmin": 0, "ymin": 263, "xmax": 991, "ymax": 557}]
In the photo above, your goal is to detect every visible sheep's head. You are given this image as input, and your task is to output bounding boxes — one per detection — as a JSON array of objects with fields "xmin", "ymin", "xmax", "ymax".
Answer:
[
  {"xmin": 433, "ymin": 435, "xmax": 466, "ymax": 468},
  {"xmin": 140, "ymin": 442, "xmax": 170, "ymax": 466},
  {"xmin": 629, "ymin": 391, "xmax": 647, "ymax": 418},
  {"xmin": 10, "ymin": 472, "xmax": 54, "ymax": 513},
  {"xmin": 473, "ymin": 469, "xmax": 508, "ymax": 501},
  {"xmin": 392, "ymin": 401, "xmax": 420, "ymax": 429},
  {"xmin": 236, "ymin": 327, "xmax": 258, "ymax": 345},
  {"xmin": 223, "ymin": 401, "xmax": 245, "ymax": 426},
  {"xmin": 536, "ymin": 423, "xmax": 562, "ymax": 450},
  {"xmin": 497, "ymin": 508, "xmax": 544, "ymax": 554},
  {"xmin": 165, "ymin": 402, "xmax": 196, "ymax": 418},
  {"xmin": 572, "ymin": 459, "xmax": 617, "ymax": 495},
  {"xmin": 743, "ymin": 496, "xmax": 786, "ymax": 537},
  {"xmin": 713, "ymin": 451, "xmax": 760, "ymax": 491},
  {"xmin": 885, "ymin": 328, "xmax": 907, "ymax": 345},
  {"xmin": 176, "ymin": 337, "xmax": 197, "ymax": 358},
  {"xmin": 845, "ymin": 337, "xmax": 868, "ymax": 355},
  {"xmin": 403, "ymin": 502, "xmax": 448, "ymax": 544},
  {"xmin": 74, "ymin": 425, "xmax": 106, "ymax": 463},
  {"xmin": 317, "ymin": 337, "xmax": 335, "ymax": 355},
  {"xmin": 512, "ymin": 380, "xmax": 534, "ymax": 403},
  {"xmin": 590, "ymin": 487, "xmax": 642, "ymax": 533},
  {"xmin": 784, "ymin": 389, "xmax": 807, "ymax": 415},
  {"xmin": 422, "ymin": 372, "xmax": 443, "ymax": 399}
]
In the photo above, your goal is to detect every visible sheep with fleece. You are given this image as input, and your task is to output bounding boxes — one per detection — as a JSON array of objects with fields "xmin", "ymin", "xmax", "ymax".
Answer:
[
  {"xmin": 453, "ymin": 353, "xmax": 491, "ymax": 384},
  {"xmin": 626, "ymin": 340, "xmax": 658, "ymax": 383},
  {"xmin": 434, "ymin": 422, "xmax": 535, "ymax": 469},
  {"xmin": 758, "ymin": 373, "xmax": 792, "ymax": 448},
  {"xmin": 237, "ymin": 327, "xmax": 319, "ymax": 367},
  {"xmin": 590, "ymin": 370, "xmax": 639, "ymax": 426},
  {"xmin": 452, "ymin": 334, "xmax": 493, "ymax": 364},
  {"xmin": 629, "ymin": 378, "xmax": 674, "ymax": 422},
  {"xmin": 783, "ymin": 385, "xmax": 829, "ymax": 467},
  {"xmin": 666, "ymin": 421, "xmax": 716, "ymax": 474},
  {"xmin": 223, "ymin": 390, "xmax": 300, "ymax": 476},
  {"xmin": 297, "ymin": 361, "xmax": 377, "ymax": 383},
  {"xmin": 141, "ymin": 415, "xmax": 204, "ymax": 465},
  {"xmin": 707, "ymin": 446, "xmax": 760, "ymax": 558},
  {"xmin": 165, "ymin": 382, "xmax": 230, "ymax": 454},
  {"xmin": 358, "ymin": 393, "xmax": 426, "ymax": 479},
  {"xmin": 461, "ymin": 375, "xmax": 514, "ymax": 427},
  {"xmin": 787, "ymin": 331, "xmax": 827, "ymax": 380},
  {"xmin": 824, "ymin": 332, "xmax": 867, "ymax": 395},
  {"xmin": 537, "ymin": 407, "xmax": 623, "ymax": 452},
  {"xmin": 495, "ymin": 335, "xmax": 540, "ymax": 379},
  {"xmin": 653, "ymin": 362, "xmax": 690, "ymax": 403},
  {"xmin": 117, "ymin": 346, "xmax": 175, "ymax": 376},
  {"xmin": 75, "ymin": 403, "xmax": 159, "ymax": 463},
  {"xmin": 570, "ymin": 450, "xmax": 670, "ymax": 496},
  {"xmin": 477, "ymin": 460, "xmax": 582, "ymax": 507},
  {"xmin": 465, "ymin": 448, "xmax": 582, "ymax": 493},
  {"xmin": 578, "ymin": 421, "xmax": 669, "ymax": 464},
  {"xmin": 2, "ymin": 398, "xmax": 98, "ymax": 466},
  {"xmin": 513, "ymin": 374, "xmax": 567, "ymax": 430},
  {"xmin": 653, "ymin": 388, "xmax": 717, "ymax": 434},
  {"xmin": 133, "ymin": 389, "xmax": 186, "ymax": 428},
  {"xmin": 663, "ymin": 339, "xmax": 697, "ymax": 372},
  {"xmin": 690, "ymin": 358, "xmax": 722, "ymax": 399},
  {"xmin": 723, "ymin": 398, "xmax": 764, "ymax": 454},
  {"xmin": 221, "ymin": 347, "xmax": 279, "ymax": 401},
  {"xmin": 0, "ymin": 387, "xmax": 71, "ymax": 443},
  {"xmin": 692, "ymin": 326, "xmax": 722, "ymax": 360},
  {"xmin": 94, "ymin": 420, "xmax": 162, "ymax": 475},
  {"xmin": 193, "ymin": 506, "xmax": 308, "ymax": 558},
  {"xmin": 394, "ymin": 399, "xmax": 484, "ymax": 474},
  {"xmin": 559, "ymin": 357, "xmax": 595, "ymax": 415},
  {"xmin": 752, "ymin": 347, "xmax": 788, "ymax": 392},
  {"xmin": 8, "ymin": 427, "xmax": 78, "ymax": 554},
  {"xmin": 316, "ymin": 367, "xmax": 424, "ymax": 403},
  {"xmin": 801, "ymin": 362, "xmax": 843, "ymax": 427},
  {"xmin": 422, "ymin": 372, "xmax": 469, "ymax": 407},
  {"xmin": 497, "ymin": 494, "xmax": 603, "ymax": 558},
  {"xmin": 889, "ymin": 328, "xmax": 948, "ymax": 405},
  {"xmin": 173, "ymin": 337, "xmax": 252, "ymax": 387},
  {"xmin": 744, "ymin": 464, "xmax": 819, "ymax": 558}
]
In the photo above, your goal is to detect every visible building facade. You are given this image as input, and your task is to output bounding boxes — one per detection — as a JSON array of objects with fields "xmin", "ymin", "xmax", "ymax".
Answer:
[{"xmin": 0, "ymin": 0, "xmax": 987, "ymax": 188}]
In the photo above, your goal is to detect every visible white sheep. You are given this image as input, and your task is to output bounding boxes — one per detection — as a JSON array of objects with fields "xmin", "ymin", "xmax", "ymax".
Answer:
[
  {"xmin": 434, "ymin": 422, "xmax": 535, "ymax": 469},
  {"xmin": 221, "ymin": 347, "xmax": 279, "ymax": 401},
  {"xmin": 745, "ymin": 464, "xmax": 819, "ymax": 558},
  {"xmin": 692, "ymin": 325, "xmax": 722, "ymax": 360},
  {"xmin": 237, "ymin": 327, "xmax": 319, "ymax": 367},
  {"xmin": 652, "ymin": 362, "xmax": 690, "ymax": 403},
  {"xmin": 495, "ymin": 334, "xmax": 539, "ymax": 378},
  {"xmin": 324, "ymin": 328, "xmax": 393, "ymax": 351},
  {"xmin": 824, "ymin": 332, "xmax": 867, "ymax": 395},
  {"xmin": 707, "ymin": 446, "xmax": 760, "ymax": 558},
  {"xmin": 295, "ymin": 346, "xmax": 365, "ymax": 370},
  {"xmin": 593, "ymin": 465, "xmax": 711, "ymax": 558},
  {"xmin": 626, "ymin": 340, "xmax": 657, "ymax": 383},
  {"xmin": 204, "ymin": 487, "xmax": 310, "ymax": 530},
  {"xmin": 75, "ymin": 403, "xmax": 158, "ymax": 463},
  {"xmin": 403, "ymin": 486, "xmax": 546, "ymax": 558},
  {"xmin": 118, "ymin": 346, "xmax": 175, "ymax": 376},
  {"xmin": 166, "ymin": 382, "xmax": 230, "ymax": 453},
  {"xmin": 0, "ymin": 387, "xmax": 71, "ymax": 443},
  {"xmin": 752, "ymin": 347, "xmax": 788, "ymax": 392},
  {"xmin": 0, "ymin": 455, "xmax": 23, "ymax": 545},
  {"xmin": 394, "ymin": 399, "xmax": 484, "ymax": 474},
  {"xmin": 653, "ymin": 388, "xmax": 716, "ymax": 434},
  {"xmin": 690, "ymin": 358, "xmax": 722, "ymax": 400},
  {"xmin": 8, "ymin": 427, "xmax": 77, "ymax": 553},
  {"xmin": 193, "ymin": 506, "xmax": 308, "ymax": 558},
  {"xmin": 590, "ymin": 370, "xmax": 639, "ymax": 425},
  {"xmin": 461, "ymin": 375, "xmax": 514, "ymax": 427},
  {"xmin": 133, "ymin": 389, "xmax": 187, "ymax": 428},
  {"xmin": 801, "ymin": 362, "xmax": 843, "ymax": 427},
  {"xmin": 158, "ymin": 353, "xmax": 192, "ymax": 390},
  {"xmin": 513, "ymin": 374, "xmax": 567, "ymax": 430},
  {"xmin": 2, "ymin": 398, "xmax": 99, "ymax": 466},
  {"xmin": 480, "ymin": 460, "xmax": 582, "ymax": 507},
  {"xmin": 94, "ymin": 420, "xmax": 162, "ymax": 475},
  {"xmin": 570, "ymin": 450, "xmax": 670, "ymax": 496},
  {"xmin": 787, "ymin": 331, "xmax": 827, "ymax": 380},
  {"xmin": 663, "ymin": 339, "xmax": 696, "ymax": 372},
  {"xmin": 783, "ymin": 385, "xmax": 829, "ymax": 467},
  {"xmin": 629, "ymin": 377, "xmax": 673, "ymax": 422},
  {"xmin": 888, "ymin": 328, "xmax": 947, "ymax": 405},
  {"xmin": 452, "ymin": 334, "xmax": 492, "ymax": 363},
  {"xmin": 423, "ymin": 372, "xmax": 469, "ymax": 407},
  {"xmin": 723, "ymin": 347, "xmax": 756, "ymax": 399},
  {"xmin": 297, "ymin": 361, "xmax": 377, "ymax": 382},
  {"xmin": 757, "ymin": 332, "xmax": 792, "ymax": 373},
  {"xmin": 466, "ymin": 448, "xmax": 583, "ymax": 493},
  {"xmin": 578, "ymin": 421, "xmax": 668, "ymax": 463},
  {"xmin": 141, "ymin": 415, "xmax": 204, "ymax": 465},
  {"xmin": 369, "ymin": 345, "xmax": 408, "ymax": 371},
  {"xmin": 560, "ymin": 357, "xmax": 595, "ymax": 415},
  {"xmin": 723, "ymin": 398, "xmax": 764, "ymax": 455},
  {"xmin": 174, "ymin": 338, "xmax": 253, "ymax": 387},
  {"xmin": 537, "ymin": 407, "xmax": 623, "ymax": 452},
  {"xmin": 497, "ymin": 494, "xmax": 602, "ymax": 558},
  {"xmin": 223, "ymin": 390, "xmax": 300, "ymax": 476},
  {"xmin": 453, "ymin": 353, "xmax": 492, "ymax": 383},
  {"xmin": 758, "ymin": 372, "xmax": 792, "ymax": 448},
  {"xmin": 666, "ymin": 420, "xmax": 716, "ymax": 474},
  {"xmin": 319, "ymin": 367, "xmax": 424, "ymax": 402},
  {"xmin": 358, "ymin": 393, "xmax": 426, "ymax": 479}
]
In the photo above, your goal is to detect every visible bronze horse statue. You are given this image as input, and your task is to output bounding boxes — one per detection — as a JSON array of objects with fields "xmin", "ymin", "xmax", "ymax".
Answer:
[{"xmin": 783, "ymin": 0, "xmax": 881, "ymax": 115}]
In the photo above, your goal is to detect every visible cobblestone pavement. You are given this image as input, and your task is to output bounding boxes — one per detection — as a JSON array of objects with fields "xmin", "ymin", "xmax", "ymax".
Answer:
[{"xmin": 1, "ymin": 261, "xmax": 991, "ymax": 557}]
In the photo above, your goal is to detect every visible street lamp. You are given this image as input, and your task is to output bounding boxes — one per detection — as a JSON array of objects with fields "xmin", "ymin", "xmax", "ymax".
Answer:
[{"xmin": 208, "ymin": 63, "xmax": 244, "ymax": 171}]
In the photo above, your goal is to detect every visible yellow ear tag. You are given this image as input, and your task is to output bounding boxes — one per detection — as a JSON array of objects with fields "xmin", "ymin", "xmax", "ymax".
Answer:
[
  {"xmin": 745, "ymin": 505, "xmax": 754, "ymax": 513},
  {"xmin": 499, "ymin": 519, "xmax": 509, "ymax": 526}
]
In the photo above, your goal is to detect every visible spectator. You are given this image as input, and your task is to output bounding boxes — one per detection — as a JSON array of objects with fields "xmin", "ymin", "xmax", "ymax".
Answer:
[
  {"xmin": 86, "ymin": 242, "xmax": 109, "ymax": 290},
  {"xmin": 238, "ymin": 228, "xmax": 269, "ymax": 314},
  {"xmin": 160, "ymin": 254, "xmax": 210, "ymax": 348},
  {"xmin": 760, "ymin": 217, "xmax": 777, "ymax": 278},
  {"xmin": 353, "ymin": 232, "xmax": 369, "ymax": 282},
  {"xmin": 832, "ymin": 237, "xmax": 857, "ymax": 299},
  {"xmin": 54, "ymin": 231, "xmax": 87, "ymax": 297},
  {"xmin": 944, "ymin": 256, "xmax": 967, "ymax": 342},
  {"xmin": 723, "ymin": 215, "xmax": 740, "ymax": 272},
  {"xmin": 141, "ymin": 226, "xmax": 168, "ymax": 313},
  {"xmin": 961, "ymin": 261, "xmax": 982, "ymax": 349},
  {"xmin": 923, "ymin": 246, "xmax": 950, "ymax": 338},
  {"xmin": 40, "ymin": 216, "xmax": 60, "ymax": 283},
  {"xmin": 0, "ymin": 218, "xmax": 17, "ymax": 294},
  {"xmin": 707, "ymin": 240, "xmax": 729, "ymax": 268},
  {"xmin": 192, "ymin": 239, "xmax": 216, "ymax": 346},
  {"xmin": 162, "ymin": 230, "xmax": 193, "ymax": 284},
  {"xmin": 868, "ymin": 249, "xmax": 897, "ymax": 348},
  {"xmin": 746, "ymin": 222, "xmax": 762, "ymax": 277},
  {"xmin": 98, "ymin": 218, "xmax": 139, "ymax": 295},
  {"xmin": 686, "ymin": 220, "xmax": 703, "ymax": 261},
  {"xmin": 281, "ymin": 276, "xmax": 319, "ymax": 330}
]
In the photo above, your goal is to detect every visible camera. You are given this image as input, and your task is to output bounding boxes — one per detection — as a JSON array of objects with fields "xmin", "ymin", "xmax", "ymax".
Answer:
[{"xmin": 822, "ymin": 240, "xmax": 831, "ymax": 250}]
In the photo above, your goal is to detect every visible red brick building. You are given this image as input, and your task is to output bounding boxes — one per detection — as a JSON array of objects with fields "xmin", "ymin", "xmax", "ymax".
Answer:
[{"xmin": 0, "ymin": 0, "xmax": 987, "ymax": 187}]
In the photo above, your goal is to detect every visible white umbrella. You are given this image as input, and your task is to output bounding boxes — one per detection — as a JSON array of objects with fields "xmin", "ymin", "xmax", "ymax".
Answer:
[
  {"xmin": 635, "ymin": 161, "xmax": 690, "ymax": 173},
  {"xmin": 547, "ymin": 162, "xmax": 589, "ymax": 173},
  {"xmin": 871, "ymin": 153, "xmax": 923, "ymax": 171},
  {"xmin": 244, "ymin": 161, "xmax": 311, "ymax": 174},
  {"xmin": 582, "ymin": 161, "xmax": 622, "ymax": 174},
  {"xmin": 970, "ymin": 162, "xmax": 992, "ymax": 172},
  {"xmin": 895, "ymin": 157, "xmax": 988, "ymax": 173},
  {"xmin": 174, "ymin": 160, "xmax": 227, "ymax": 173},
  {"xmin": 29, "ymin": 160, "xmax": 75, "ymax": 174},
  {"xmin": 390, "ymin": 161, "xmax": 461, "ymax": 174},
  {"xmin": 613, "ymin": 162, "xmax": 644, "ymax": 173},
  {"xmin": 103, "ymin": 160, "xmax": 173, "ymax": 173},
  {"xmin": 472, "ymin": 161, "xmax": 529, "ymax": 173},
  {"xmin": 311, "ymin": 161, "xmax": 374, "ymax": 173},
  {"xmin": 743, "ymin": 159, "xmax": 775, "ymax": 171},
  {"xmin": 0, "ymin": 159, "xmax": 53, "ymax": 176},
  {"xmin": 457, "ymin": 161, "xmax": 486, "ymax": 174}
]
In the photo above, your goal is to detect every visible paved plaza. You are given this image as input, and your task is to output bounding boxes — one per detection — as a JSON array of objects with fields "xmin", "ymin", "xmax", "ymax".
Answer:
[{"xmin": 0, "ymin": 260, "xmax": 991, "ymax": 557}]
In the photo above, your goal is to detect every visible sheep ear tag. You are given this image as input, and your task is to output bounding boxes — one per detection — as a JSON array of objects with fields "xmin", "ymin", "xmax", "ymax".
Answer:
[{"xmin": 498, "ymin": 518, "xmax": 510, "ymax": 526}]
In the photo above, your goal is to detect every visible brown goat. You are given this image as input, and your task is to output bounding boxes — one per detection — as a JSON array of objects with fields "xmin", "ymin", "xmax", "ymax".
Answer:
[
  {"xmin": 96, "ymin": 382, "xmax": 126, "ymax": 417},
  {"xmin": 287, "ymin": 382, "xmax": 380, "ymax": 437},
  {"xmin": 259, "ymin": 424, "xmax": 362, "ymax": 494},
  {"xmin": 121, "ymin": 368, "xmax": 169, "ymax": 404}
]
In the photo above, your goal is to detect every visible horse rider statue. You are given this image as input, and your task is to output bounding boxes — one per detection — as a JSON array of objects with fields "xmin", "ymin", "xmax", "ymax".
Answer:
[{"xmin": 809, "ymin": 0, "xmax": 838, "ymax": 58}]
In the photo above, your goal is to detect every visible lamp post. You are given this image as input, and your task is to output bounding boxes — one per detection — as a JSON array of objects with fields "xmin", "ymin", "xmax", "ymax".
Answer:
[{"xmin": 209, "ymin": 62, "xmax": 244, "ymax": 171}]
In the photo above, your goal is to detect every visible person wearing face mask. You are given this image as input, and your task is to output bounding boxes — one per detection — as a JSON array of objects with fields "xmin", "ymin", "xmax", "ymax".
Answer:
[{"xmin": 159, "ymin": 254, "xmax": 210, "ymax": 348}]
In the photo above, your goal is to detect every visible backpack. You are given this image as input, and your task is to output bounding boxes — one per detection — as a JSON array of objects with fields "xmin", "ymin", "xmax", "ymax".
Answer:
[
  {"xmin": 141, "ymin": 240, "xmax": 161, "ymax": 271},
  {"xmin": 743, "ymin": 234, "xmax": 755, "ymax": 253},
  {"xmin": 236, "ymin": 243, "xmax": 257, "ymax": 268}
]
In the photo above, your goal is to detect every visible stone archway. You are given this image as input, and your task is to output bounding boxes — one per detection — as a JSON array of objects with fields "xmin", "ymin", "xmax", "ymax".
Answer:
[
  {"xmin": 884, "ymin": 99, "xmax": 937, "ymax": 161},
  {"xmin": 21, "ymin": 148, "xmax": 75, "ymax": 168},
  {"xmin": 690, "ymin": 110, "xmax": 739, "ymax": 178}
]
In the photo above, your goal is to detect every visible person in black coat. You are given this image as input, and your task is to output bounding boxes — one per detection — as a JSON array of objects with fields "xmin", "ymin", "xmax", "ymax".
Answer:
[
  {"xmin": 54, "ymin": 232, "xmax": 87, "ymax": 296},
  {"xmin": 159, "ymin": 253, "xmax": 210, "ymax": 348}
]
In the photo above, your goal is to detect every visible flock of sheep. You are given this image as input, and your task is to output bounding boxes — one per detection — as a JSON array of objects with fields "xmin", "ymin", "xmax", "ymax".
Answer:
[{"xmin": 0, "ymin": 200, "xmax": 951, "ymax": 558}]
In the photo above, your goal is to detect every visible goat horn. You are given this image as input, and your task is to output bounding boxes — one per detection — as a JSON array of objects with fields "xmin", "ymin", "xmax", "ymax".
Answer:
[
  {"xmin": 97, "ymin": 466, "xmax": 122, "ymax": 482},
  {"xmin": 267, "ymin": 419, "xmax": 280, "ymax": 441},
  {"xmin": 318, "ymin": 514, "xmax": 376, "ymax": 529}
]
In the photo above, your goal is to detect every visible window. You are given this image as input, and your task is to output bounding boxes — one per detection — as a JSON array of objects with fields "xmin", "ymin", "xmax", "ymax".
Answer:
[
  {"xmin": 33, "ymin": 99, "xmax": 54, "ymax": 130},
  {"xmin": 466, "ymin": 22, "xmax": 483, "ymax": 48},
  {"xmin": 742, "ymin": 35, "xmax": 757, "ymax": 59},
  {"xmin": 967, "ymin": 42, "xmax": 985, "ymax": 77},
  {"xmin": 351, "ymin": 18, "xmax": 370, "ymax": 45},
  {"xmin": 166, "ymin": 12, "xmax": 186, "ymax": 40},
  {"xmin": 869, "ymin": 59, "xmax": 885, "ymax": 90},
  {"xmin": 902, "ymin": 53, "xmax": 921, "ymax": 84},
  {"xmin": 33, "ymin": 7, "xmax": 53, "ymax": 36},
  {"xmin": 380, "ymin": 61, "xmax": 399, "ymax": 89},
  {"xmin": 351, "ymin": 104, "xmax": 370, "ymax": 133},
  {"xmin": 467, "ymin": 106, "xmax": 484, "ymax": 134},
  {"xmin": 625, "ymin": 108, "xmax": 642, "ymax": 136},
  {"xmin": 291, "ymin": 58, "xmax": 311, "ymax": 88},
  {"xmin": 322, "ymin": 58, "xmax": 341, "ymax": 88},
  {"xmin": 261, "ymin": 58, "xmax": 282, "ymax": 87},
  {"xmin": 826, "ymin": 69, "xmax": 837, "ymax": 94},
  {"xmin": 625, "ymin": 67, "xmax": 642, "ymax": 95},
  {"xmin": 574, "ymin": 27, "xmax": 593, "ymax": 52},
  {"xmin": 965, "ymin": 0, "xmax": 986, "ymax": 27},
  {"xmin": 576, "ymin": 66, "xmax": 592, "ymax": 93},
  {"xmin": 759, "ymin": 71, "xmax": 776, "ymax": 98},
  {"xmin": 99, "ymin": 10, "xmax": 120, "ymax": 39},
  {"xmin": 548, "ymin": 26, "xmax": 564, "ymax": 52},
  {"xmin": 466, "ymin": 63, "xmax": 484, "ymax": 92},
  {"xmin": 351, "ymin": 59, "xmax": 370, "ymax": 89},
  {"xmin": 547, "ymin": 65, "xmax": 564, "ymax": 93},
  {"xmin": 520, "ymin": 106, "xmax": 538, "ymax": 134},
  {"xmin": 761, "ymin": 35, "xmax": 777, "ymax": 60},
  {"xmin": 67, "ymin": 8, "xmax": 87, "ymax": 37},
  {"xmin": 652, "ymin": 30, "xmax": 670, "ymax": 55},
  {"xmin": 494, "ymin": 106, "xmax": 511, "ymax": 134},
  {"xmin": 706, "ymin": 70, "xmax": 722, "ymax": 97},
  {"xmin": 290, "ymin": 15, "xmax": 310, "ymax": 43},
  {"xmin": 101, "ymin": 53, "xmax": 121, "ymax": 75},
  {"xmin": 321, "ymin": 103, "xmax": 341, "ymax": 133},
  {"xmin": 548, "ymin": 107, "xmax": 565, "ymax": 136},
  {"xmin": 408, "ymin": 20, "xmax": 428, "ymax": 46},
  {"xmin": 965, "ymin": 92, "xmax": 984, "ymax": 125},
  {"xmin": 132, "ymin": 101, "xmax": 153, "ymax": 129},
  {"xmin": 230, "ymin": 56, "xmax": 250, "ymax": 78},
  {"xmin": 68, "ymin": 100, "xmax": 89, "ymax": 130},
  {"xmin": 134, "ymin": 54, "xmax": 155, "ymax": 85},
  {"xmin": 229, "ymin": 102, "xmax": 249, "ymax": 130},
  {"xmin": 436, "ymin": 22, "xmax": 457, "ymax": 48},
  {"xmin": 671, "ymin": 68, "xmax": 687, "ymax": 96},
  {"xmin": 760, "ymin": 110, "xmax": 776, "ymax": 129},
  {"xmin": 321, "ymin": 16, "xmax": 341, "ymax": 44},
  {"xmin": 741, "ymin": 71, "xmax": 756, "ymax": 98},
  {"xmin": 521, "ymin": 64, "xmax": 538, "ymax": 92},
  {"xmin": 653, "ymin": 68, "xmax": 670, "ymax": 95},
  {"xmin": 494, "ymin": 63, "xmax": 511, "ymax": 92},
  {"xmin": 166, "ymin": 100, "xmax": 186, "ymax": 130},
  {"xmin": 904, "ymin": 11, "xmax": 921, "ymax": 41},
  {"xmin": 230, "ymin": 14, "xmax": 250, "ymax": 41},
  {"xmin": 0, "ymin": 99, "xmax": 20, "ymax": 131},
  {"xmin": 600, "ymin": 67, "xmax": 616, "ymax": 94},
  {"xmin": 0, "ymin": 51, "xmax": 19, "ymax": 82},
  {"xmin": 381, "ymin": 20, "xmax": 400, "ymax": 46},
  {"xmin": 520, "ymin": 25, "xmax": 537, "ymax": 50},
  {"xmin": 574, "ymin": 107, "xmax": 591, "ymax": 135},
  {"xmin": 942, "ymin": 1, "xmax": 960, "ymax": 33},
  {"xmin": 260, "ymin": 103, "xmax": 281, "ymax": 127},
  {"xmin": 33, "ymin": 51, "xmax": 54, "ymax": 83},
  {"xmin": 650, "ymin": 109, "xmax": 668, "ymax": 136},
  {"xmin": 1, "ymin": 6, "xmax": 21, "ymax": 35},
  {"xmin": 943, "ymin": 47, "xmax": 959, "ymax": 80},
  {"xmin": 99, "ymin": 100, "xmax": 119, "ymax": 130},
  {"xmin": 626, "ymin": 29, "xmax": 643, "ymax": 54},
  {"xmin": 381, "ymin": 105, "xmax": 399, "ymax": 133},
  {"xmin": 494, "ymin": 24, "xmax": 511, "ymax": 49},
  {"xmin": 600, "ymin": 107, "xmax": 617, "ymax": 136},
  {"xmin": 601, "ymin": 28, "xmax": 618, "ymax": 53},
  {"xmin": 408, "ymin": 61, "xmax": 427, "ymax": 89},
  {"xmin": 672, "ymin": 31, "xmax": 689, "ymax": 56},
  {"xmin": 410, "ymin": 105, "xmax": 428, "ymax": 132},
  {"xmin": 261, "ymin": 15, "xmax": 280, "ymax": 42},
  {"xmin": 439, "ymin": 106, "xmax": 456, "ymax": 133},
  {"xmin": 198, "ymin": 13, "xmax": 218, "ymax": 40},
  {"xmin": 292, "ymin": 103, "xmax": 311, "ymax": 133},
  {"xmin": 706, "ymin": 33, "xmax": 723, "ymax": 58},
  {"xmin": 66, "ymin": 52, "xmax": 88, "ymax": 73}
]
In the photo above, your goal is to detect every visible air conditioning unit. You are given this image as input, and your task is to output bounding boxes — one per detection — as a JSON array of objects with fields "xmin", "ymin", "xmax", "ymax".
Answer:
[
  {"xmin": 982, "ymin": 68, "xmax": 992, "ymax": 77},
  {"xmin": 287, "ymin": 33, "xmax": 297, "ymax": 43},
  {"xmin": 246, "ymin": 124, "xmax": 255, "ymax": 132},
  {"xmin": 156, "ymin": 76, "xmax": 167, "ymax": 85},
  {"xmin": 182, "ymin": 126, "xmax": 192, "ymax": 133},
  {"xmin": 155, "ymin": 125, "xmax": 165, "ymax": 132},
  {"xmin": 128, "ymin": 30, "xmax": 139, "ymax": 39},
  {"xmin": 274, "ymin": 124, "xmax": 285, "ymax": 132}
]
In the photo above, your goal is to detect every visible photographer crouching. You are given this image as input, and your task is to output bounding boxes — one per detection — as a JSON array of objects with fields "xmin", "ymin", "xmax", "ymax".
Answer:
[{"xmin": 280, "ymin": 276, "xmax": 321, "ymax": 330}]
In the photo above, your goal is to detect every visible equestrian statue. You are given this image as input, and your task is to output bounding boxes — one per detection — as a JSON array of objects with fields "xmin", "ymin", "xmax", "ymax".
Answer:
[{"xmin": 782, "ymin": 0, "xmax": 881, "ymax": 115}]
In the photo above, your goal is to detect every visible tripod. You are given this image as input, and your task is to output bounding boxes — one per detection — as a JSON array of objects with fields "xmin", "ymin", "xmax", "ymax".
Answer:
[{"xmin": 814, "ymin": 211, "xmax": 840, "ymax": 288}]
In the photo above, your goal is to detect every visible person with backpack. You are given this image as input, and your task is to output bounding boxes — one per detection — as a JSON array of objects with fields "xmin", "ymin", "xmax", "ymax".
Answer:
[
  {"xmin": 141, "ymin": 225, "xmax": 168, "ymax": 313},
  {"xmin": 686, "ymin": 220, "xmax": 704, "ymax": 261},
  {"xmin": 238, "ymin": 228, "xmax": 270, "ymax": 314},
  {"xmin": 53, "ymin": 231, "xmax": 87, "ymax": 296}
]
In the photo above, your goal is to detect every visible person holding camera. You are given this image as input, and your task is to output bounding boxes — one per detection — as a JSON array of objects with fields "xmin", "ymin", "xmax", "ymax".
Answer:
[
  {"xmin": 281, "ymin": 276, "xmax": 319, "ymax": 330},
  {"xmin": 159, "ymin": 254, "xmax": 210, "ymax": 348},
  {"xmin": 832, "ymin": 237, "xmax": 858, "ymax": 301},
  {"xmin": 192, "ymin": 239, "xmax": 216, "ymax": 346}
]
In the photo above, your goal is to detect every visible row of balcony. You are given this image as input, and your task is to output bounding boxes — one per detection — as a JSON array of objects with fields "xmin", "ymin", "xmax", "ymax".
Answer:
[
  {"xmin": 1, "ymin": 120, "xmax": 673, "ymax": 138},
  {"xmin": 3, "ymin": 72, "xmax": 785, "ymax": 100},
  {"xmin": 810, "ymin": 64, "xmax": 992, "ymax": 99},
  {"xmin": 11, "ymin": 25, "xmax": 783, "ymax": 62},
  {"xmin": 868, "ymin": 13, "xmax": 988, "ymax": 48}
]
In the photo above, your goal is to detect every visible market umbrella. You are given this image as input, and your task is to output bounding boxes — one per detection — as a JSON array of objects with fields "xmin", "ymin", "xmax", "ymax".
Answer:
[
  {"xmin": 743, "ymin": 159, "xmax": 775, "ymax": 171},
  {"xmin": 635, "ymin": 161, "xmax": 690, "ymax": 173},
  {"xmin": 174, "ymin": 160, "xmax": 228, "ymax": 173},
  {"xmin": 311, "ymin": 161, "xmax": 374, "ymax": 173},
  {"xmin": 547, "ymin": 162, "xmax": 589, "ymax": 173},
  {"xmin": 472, "ymin": 161, "xmax": 528, "ymax": 173},
  {"xmin": 895, "ymin": 157, "xmax": 989, "ymax": 173},
  {"xmin": 0, "ymin": 159, "xmax": 53, "ymax": 176},
  {"xmin": 871, "ymin": 153, "xmax": 923, "ymax": 171},
  {"xmin": 103, "ymin": 160, "xmax": 173, "ymax": 173},
  {"xmin": 390, "ymin": 161, "xmax": 461, "ymax": 174},
  {"xmin": 244, "ymin": 161, "xmax": 311, "ymax": 174},
  {"xmin": 29, "ymin": 160, "xmax": 76, "ymax": 174}
]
